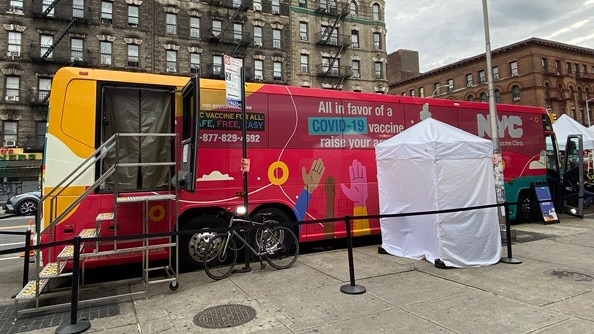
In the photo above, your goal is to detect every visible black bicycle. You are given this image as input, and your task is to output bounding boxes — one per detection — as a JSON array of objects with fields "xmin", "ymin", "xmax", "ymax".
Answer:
[{"xmin": 202, "ymin": 211, "xmax": 299, "ymax": 280}]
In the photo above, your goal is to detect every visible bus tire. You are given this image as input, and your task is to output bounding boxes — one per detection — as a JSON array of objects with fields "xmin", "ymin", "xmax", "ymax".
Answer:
[
  {"xmin": 251, "ymin": 207, "xmax": 295, "ymax": 233},
  {"xmin": 177, "ymin": 215, "xmax": 226, "ymax": 272}
]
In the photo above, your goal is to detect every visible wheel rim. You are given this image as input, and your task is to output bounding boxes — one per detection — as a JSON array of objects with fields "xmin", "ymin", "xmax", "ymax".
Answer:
[
  {"xmin": 19, "ymin": 201, "xmax": 36, "ymax": 215},
  {"xmin": 188, "ymin": 232, "xmax": 215, "ymax": 262}
]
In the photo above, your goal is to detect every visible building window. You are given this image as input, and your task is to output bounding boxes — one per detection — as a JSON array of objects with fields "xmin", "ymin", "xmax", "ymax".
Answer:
[
  {"xmin": 166, "ymin": 13, "xmax": 177, "ymax": 35},
  {"xmin": 583, "ymin": 65, "xmax": 588, "ymax": 76},
  {"xmin": 479, "ymin": 70, "xmax": 486, "ymax": 83},
  {"xmin": 190, "ymin": 53, "xmax": 200, "ymax": 74},
  {"xmin": 350, "ymin": 1, "xmax": 358, "ymax": 17},
  {"xmin": 166, "ymin": 50, "xmax": 177, "ymax": 72},
  {"xmin": 352, "ymin": 60, "xmax": 360, "ymax": 78},
  {"xmin": 433, "ymin": 82, "xmax": 441, "ymax": 95},
  {"xmin": 101, "ymin": 1, "xmax": 112, "ymax": 24},
  {"xmin": 321, "ymin": 26, "xmax": 338, "ymax": 45},
  {"xmin": 299, "ymin": 22, "xmax": 308, "ymax": 41},
  {"xmin": 34, "ymin": 121, "xmax": 45, "ymax": 147},
  {"xmin": 300, "ymin": 54, "xmax": 309, "ymax": 73},
  {"xmin": 5, "ymin": 76, "xmax": 19, "ymax": 102},
  {"xmin": 73, "ymin": 0, "xmax": 84, "ymax": 18},
  {"xmin": 273, "ymin": 29, "xmax": 281, "ymax": 48},
  {"xmin": 322, "ymin": 57, "xmax": 338, "ymax": 75},
  {"xmin": 466, "ymin": 94, "xmax": 475, "ymax": 101},
  {"xmin": 234, "ymin": 23, "xmax": 243, "ymax": 42},
  {"xmin": 492, "ymin": 66, "xmax": 499, "ymax": 80},
  {"xmin": 299, "ymin": 0, "xmax": 307, "ymax": 8},
  {"xmin": 100, "ymin": 41, "xmax": 112, "ymax": 65},
  {"xmin": 254, "ymin": 59, "xmax": 263, "ymax": 80},
  {"xmin": 43, "ymin": 0, "xmax": 55, "ymax": 16},
  {"xmin": 273, "ymin": 62, "xmax": 282, "ymax": 81},
  {"xmin": 447, "ymin": 79, "xmax": 454, "ymax": 91},
  {"xmin": 374, "ymin": 61, "xmax": 383, "ymax": 79},
  {"xmin": 212, "ymin": 20, "xmax": 222, "ymax": 36},
  {"xmin": 38, "ymin": 77, "xmax": 51, "ymax": 102},
  {"xmin": 510, "ymin": 61, "xmax": 518, "ymax": 76},
  {"xmin": 575, "ymin": 63, "xmax": 580, "ymax": 76},
  {"xmin": 555, "ymin": 60, "xmax": 561, "ymax": 73},
  {"xmin": 372, "ymin": 3, "xmax": 380, "ymax": 20},
  {"xmin": 419, "ymin": 87, "xmax": 425, "ymax": 97},
  {"xmin": 351, "ymin": 30, "xmax": 359, "ymax": 48},
  {"xmin": 71, "ymin": 38, "xmax": 84, "ymax": 61},
  {"xmin": 254, "ymin": 0, "xmax": 262, "ymax": 11},
  {"xmin": 190, "ymin": 17, "xmax": 200, "ymax": 38},
  {"xmin": 128, "ymin": 5, "xmax": 139, "ymax": 27},
  {"xmin": 494, "ymin": 89, "xmax": 501, "ymax": 103},
  {"xmin": 272, "ymin": 0, "xmax": 280, "ymax": 14},
  {"xmin": 373, "ymin": 32, "xmax": 381, "ymax": 50},
  {"xmin": 541, "ymin": 58, "xmax": 548, "ymax": 72},
  {"xmin": 2, "ymin": 121, "xmax": 17, "ymax": 144},
  {"xmin": 409, "ymin": 89, "xmax": 416, "ymax": 97},
  {"xmin": 545, "ymin": 83, "xmax": 551, "ymax": 99},
  {"xmin": 213, "ymin": 55, "xmax": 223, "ymax": 75},
  {"xmin": 512, "ymin": 85, "xmax": 521, "ymax": 101},
  {"xmin": 128, "ymin": 44, "xmax": 139, "ymax": 67},
  {"xmin": 480, "ymin": 92, "xmax": 487, "ymax": 102},
  {"xmin": 253, "ymin": 26, "xmax": 262, "ymax": 46},
  {"xmin": 40, "ymin": 35, "xmax": 53, "ymax": 58},
  {"xmin": 9, "ymin": 0, "xmax": 23, "ymax": 13},
  {"xmin": 7, "ymin": 31, "xmax": 21, "ymax": 57},
  {"xmin": 466, "ymin": 73, "xmax": 473, "ymax": 87}
]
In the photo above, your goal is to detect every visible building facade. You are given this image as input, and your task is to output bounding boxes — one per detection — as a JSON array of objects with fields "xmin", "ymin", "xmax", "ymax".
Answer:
[
  {"xmin": 0, "ymin": 0, "xmax": 387, "ymax": 190},
  {"xmin": 389, "ymin": 38, "xmax": 594, "ymax": 126}
]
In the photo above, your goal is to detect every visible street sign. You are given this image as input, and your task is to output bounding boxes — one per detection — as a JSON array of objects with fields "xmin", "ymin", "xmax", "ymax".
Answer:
[{"xmin": 224, "ymin": 55, "xmax": 243, "ymax": 108}]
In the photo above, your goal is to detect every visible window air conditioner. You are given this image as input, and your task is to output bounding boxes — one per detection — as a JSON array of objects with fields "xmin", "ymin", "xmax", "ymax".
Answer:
[
  {"xmin": 254, "ymin": 40, "xmax": 262, "ymax": 47},
  {"xmin": 513, "ymin": 96, "xmax": 521, "ymax": 101},
  {"xmin": 300, "ymin": 35, "xmax": 308, "ymax": 41},
  {"xmin": 5, "ymin": 95, "xmax": 18, "ymax": 101},
  {"xmin": 7, "ymin": 51, "xmax": 20, "ymax": 57},
  {"xmin": 255, "ymin": 74, "xmax": 263, "ymax": 81},
  {"xmin": 166, "ymin": 67, "xmax": 176, "ymax": 73},
  {"xmin": 254, "ymin": 4, "xmax": 262, "ymax": 11},
  {"xmin": 3, "ymin": 140, "xmax": 16, "ymax": 148},
  {"xmin": 353, "ymin": 73, "xmax": 360, "ymax": 78},
  {"xmin": 273, "ymin": 8, "xmax": 280, "ymax": 14}
]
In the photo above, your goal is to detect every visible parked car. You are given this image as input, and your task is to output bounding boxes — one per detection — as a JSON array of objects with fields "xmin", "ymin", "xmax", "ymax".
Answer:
[{"xmin": 3, "ymin": 191, "xmax": 40, "ymax": 216}]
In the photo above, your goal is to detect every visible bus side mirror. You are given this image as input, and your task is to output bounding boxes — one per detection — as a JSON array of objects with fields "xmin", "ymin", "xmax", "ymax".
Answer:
[{"xmin": 172, "ymin": 171, "xmax": 192, "ymax": 190}]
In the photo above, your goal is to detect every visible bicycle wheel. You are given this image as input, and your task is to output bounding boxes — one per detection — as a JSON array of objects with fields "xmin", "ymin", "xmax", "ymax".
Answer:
[
  {"xmin": 202, "ymin": 234, "xmax": 238, "ymax": 280},
  {"xmin": 263, "ymin": 226, "xmax": 299, "ymax": 269}
]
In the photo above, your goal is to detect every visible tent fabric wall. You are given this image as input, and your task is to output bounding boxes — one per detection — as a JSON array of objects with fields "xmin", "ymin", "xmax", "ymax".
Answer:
[
  {"xmin": 375, "ymin": 118, "xmax": 501, "ymax": 268},
  {"xmin": 553, "ymin": 114, "xmax": 594, "ymax": 150}
]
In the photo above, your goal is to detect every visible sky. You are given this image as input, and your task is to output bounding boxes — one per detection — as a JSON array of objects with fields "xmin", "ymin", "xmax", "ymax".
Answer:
[{"xmin": 385, "ymin": 0, "xmax": 594, "ymax": 73}]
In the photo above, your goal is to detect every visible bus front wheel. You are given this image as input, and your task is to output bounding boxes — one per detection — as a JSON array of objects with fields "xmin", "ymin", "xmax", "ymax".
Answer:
[
  {"xmin": 517, "ymin": 191, "xmax": 535, "ymax": 223},
  {"xmin": 178, "ymin": 215, "xmax": 226, "ymax": 272}
]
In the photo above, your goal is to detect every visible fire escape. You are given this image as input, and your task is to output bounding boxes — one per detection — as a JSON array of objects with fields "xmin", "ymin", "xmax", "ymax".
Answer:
[
  {"xmin": 203, "ymin": 0, "xmax": 252, "ymax": 79},
  {"xmin": 315, "ymin": 1, "xmax": 351, "ymax": 89}
]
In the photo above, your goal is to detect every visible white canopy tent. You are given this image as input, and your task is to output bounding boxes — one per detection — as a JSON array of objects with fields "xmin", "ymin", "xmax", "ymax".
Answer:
[
  {"xmin": 375, "ymin": 118, "xmax": 501, "ymax": 268},
  {"xmin": 553, "ymin": 114, "xmax": 594, "ymax": 151}
]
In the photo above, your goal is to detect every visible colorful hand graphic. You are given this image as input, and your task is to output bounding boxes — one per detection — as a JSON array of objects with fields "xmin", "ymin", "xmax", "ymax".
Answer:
[
  {"xmin": 340, "ymin": 159, "xmax": 368, "ymax": 207},
  {"xmin": 302, "ymin": 158, "xmax": 326, "ymax": 193}
]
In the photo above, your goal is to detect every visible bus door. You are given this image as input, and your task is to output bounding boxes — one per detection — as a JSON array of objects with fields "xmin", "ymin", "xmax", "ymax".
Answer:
[
  {"xmin": 174, "ymin": 75, "xmax": 200, "ymax": 191},
  {"xmin": 563, "ymin": 135, "xmax": 585, "ymax": 217}
]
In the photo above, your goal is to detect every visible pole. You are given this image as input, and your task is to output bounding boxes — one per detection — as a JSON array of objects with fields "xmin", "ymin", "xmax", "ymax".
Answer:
[
  {"xmin": 482, "ymin": 0, "xmax": 521, "ymax": 264},
  {"xmin": 586, "ymin": 98, "xmax": 593, "ymax": 127},
  {"xmin": 241, "ymin": 67, "xmax": 248, "ymax": 213}
]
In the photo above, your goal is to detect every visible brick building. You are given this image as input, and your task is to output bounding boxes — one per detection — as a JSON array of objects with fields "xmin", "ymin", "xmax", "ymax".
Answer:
[
  {"xmin": 0, "ymin": 0, "xmax": 387, "ymax": 187},
  {"xmin": 389, "ymin": 38, "xmax": 594, "ymax": 126}
]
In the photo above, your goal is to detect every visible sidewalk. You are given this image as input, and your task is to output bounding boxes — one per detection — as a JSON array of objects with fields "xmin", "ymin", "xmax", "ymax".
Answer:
[{"xmin": 4, "ymin": 213, "xmax": 594, "ymax": 333}]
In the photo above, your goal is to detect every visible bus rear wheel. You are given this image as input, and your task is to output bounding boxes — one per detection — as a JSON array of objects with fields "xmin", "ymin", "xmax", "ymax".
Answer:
[{"xmin": 178, "ymin": 215, "xmax": 226, "ymax": 272}]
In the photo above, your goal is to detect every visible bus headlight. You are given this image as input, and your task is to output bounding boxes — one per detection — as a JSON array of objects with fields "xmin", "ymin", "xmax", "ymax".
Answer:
[{"xmin": 235, "ymin": 206, "xmax": 247, "ymax": 215}]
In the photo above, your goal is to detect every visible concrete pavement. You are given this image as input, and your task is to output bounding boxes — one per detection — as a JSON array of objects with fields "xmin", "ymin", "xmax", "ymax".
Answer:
[{"xmin": 2, "ymin": 213, "xmax": 593, "ymax": 333}]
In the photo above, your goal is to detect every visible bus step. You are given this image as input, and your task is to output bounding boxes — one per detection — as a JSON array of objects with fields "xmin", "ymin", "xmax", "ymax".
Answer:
[
  {"xmin": 39, "ymin": 262, "xmax": 71, "ymax": 278},
  {"xmin": 57, "ymin": 244, "xmax": 84, "ymax": 259},
  {"xmin": 96, "ymin": 212, "xmax": 114, "ymax": 221},
  {"xmin": 15, "ymin": 279, "xmax": 49, "ymax": 300},
  {"xmin": 79, "ymin": 228, "xmax": 97, "ymax": 238}
]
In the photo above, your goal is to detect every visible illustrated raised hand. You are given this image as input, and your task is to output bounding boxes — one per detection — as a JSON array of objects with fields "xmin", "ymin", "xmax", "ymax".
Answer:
[
  {"xmin": 302, "ymin": 158, "xmax": 326, "ymax": 193},
  {"xmin": 340, "ymin": 159, "xmax": 368, "ymax": 207}
]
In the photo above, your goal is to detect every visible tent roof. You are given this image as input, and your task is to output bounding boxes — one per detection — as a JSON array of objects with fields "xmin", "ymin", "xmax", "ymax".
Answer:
[
  {"xmin": 375, "ymin": 118, "xmax": 493, "ymax": 160},
  {"xmin": 553, "ymin": 114, "xmax": 594, "ymax": 150}
]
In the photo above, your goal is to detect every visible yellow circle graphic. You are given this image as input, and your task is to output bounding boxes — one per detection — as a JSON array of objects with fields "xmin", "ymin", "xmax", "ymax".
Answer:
[
  {"xmin": 149, "ymin": 205, "xmax": 166, "ymax": 222},
  {"xmin": 268, "ymin": 161, "xmax": 289, "ymax": 185}
]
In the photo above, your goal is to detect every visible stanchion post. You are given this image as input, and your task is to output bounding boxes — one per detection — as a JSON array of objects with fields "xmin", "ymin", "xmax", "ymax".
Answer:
[
  {"xmin": 500, "ymin": 202, "xmax": 522, "ymax": 264},
  {"xmin": 56, "ymin": 236, "xmax": 91, "ymax": 334},
  {"xmin": 22, "ymin": 229, "xmax": 31, "ymax": 287},
  {"xmin": 340, "ymin": 215, "xmax": 366, "ymax": 295}
]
